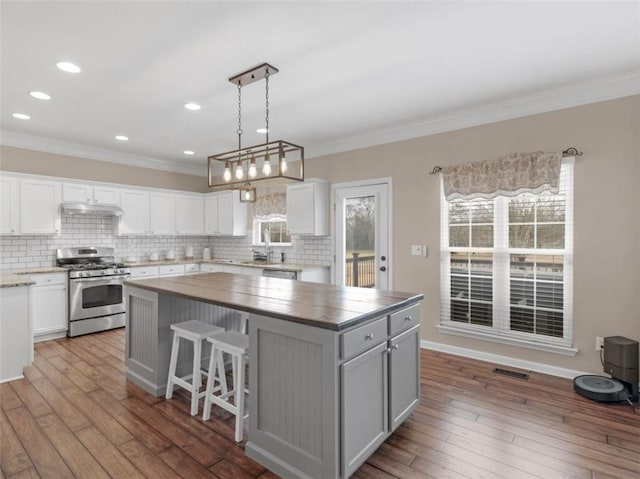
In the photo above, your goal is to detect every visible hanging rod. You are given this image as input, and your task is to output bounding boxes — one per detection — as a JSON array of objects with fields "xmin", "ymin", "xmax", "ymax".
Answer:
[{"xmin": 428, "ymin": 147, "xmax": 583, "ymax": 175}]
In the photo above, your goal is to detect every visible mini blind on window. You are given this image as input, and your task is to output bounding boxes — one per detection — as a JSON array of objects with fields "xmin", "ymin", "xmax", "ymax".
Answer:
[{"xmin": 440, "ymin": 159, "xmax": 574, "ymax": 346}]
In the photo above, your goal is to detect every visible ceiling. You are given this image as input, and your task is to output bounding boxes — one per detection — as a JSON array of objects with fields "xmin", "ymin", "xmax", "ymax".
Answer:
[{"xmin": 2, "ymin": 1, "xmax": 639, "ymax": 176}]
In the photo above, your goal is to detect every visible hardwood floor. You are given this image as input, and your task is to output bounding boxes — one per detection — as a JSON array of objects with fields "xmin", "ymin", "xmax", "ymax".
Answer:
[{"xmin": 1, "ymin": 329, "xmax": 638, "ymax": 478}]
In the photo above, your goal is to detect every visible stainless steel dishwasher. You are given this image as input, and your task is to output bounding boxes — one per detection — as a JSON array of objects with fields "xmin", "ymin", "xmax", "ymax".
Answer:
[{"xmin": 262, "ymin": 269, "xmax": 298, "ymax": 280}]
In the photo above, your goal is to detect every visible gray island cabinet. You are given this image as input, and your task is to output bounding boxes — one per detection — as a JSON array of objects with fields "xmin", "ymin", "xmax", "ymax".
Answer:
[{"xmin": 123, "ymin": 273, "xmax": 423, "ymax": 478}]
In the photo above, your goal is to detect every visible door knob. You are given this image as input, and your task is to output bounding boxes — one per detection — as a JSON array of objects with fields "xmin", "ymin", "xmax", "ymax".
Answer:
[
  {"xmin": 381, "ymin": 256, "xmax": 386, "ymax": 261},
  {"xmin": 379, "ymin": 266, "xmax": 386, "ymax": 272}
]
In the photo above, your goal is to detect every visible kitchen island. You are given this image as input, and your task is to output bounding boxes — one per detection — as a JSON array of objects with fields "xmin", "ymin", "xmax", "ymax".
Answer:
[{"xmin": 124, "ymin": 272, "xmax": 423, "ymax": 479}]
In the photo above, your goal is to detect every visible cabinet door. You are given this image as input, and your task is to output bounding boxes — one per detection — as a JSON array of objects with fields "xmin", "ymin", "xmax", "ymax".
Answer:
[
  {"xmin": 62, "ymin": 183, "xmax": 92, "ymax": 203},
  {"xmin": 0, "ymin": 177, "xmax": 19, "ymax": 234},
  {"xmin": 93, "ymin": 186, "xmax": 119, "ymax": 205},
  {"xmin": 204, "ymin": 195, "xmax": 219, "ymax": 234},
  {"xmin": 341, "ymin": 341, "xmax": 388, "ymax": 478},
  {"xmin": 389, "ymin": 325, "xmax": 420, "ymax": 431},
  {"xmin": 20, "ymin": 179, "xmax": 61, "ymax": 234},
  {"xmin": 216, "ymin": 192, "xmax": 234, "ymax": 235},
  {"xmin": 176, "ymin": 195, "xmax": 204, "ymax": 235},
  {"xmin": 149, "ymin": 192, "xmax": 176, "ymax": 234},
  {"xmin": 286, "ymin": 183, "xmax": 314, "ymax": 234},
  {"xmin": 120, "ymin": 190, "xmax": 150, "ymax": 234},
  {"xmin": 32, "ymin": 285, "xmax": 67, "ymax": 336}
]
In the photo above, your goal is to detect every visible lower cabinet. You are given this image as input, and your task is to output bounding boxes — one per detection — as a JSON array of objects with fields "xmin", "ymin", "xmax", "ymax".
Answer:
[
  {"xmin": 1, "ymin": 285, "xmax": 32, "ymax": 381},
  {"xmin": 247, "ymin": 303, "xmax": 421, "ymax": 479},
  {"xmin": 31, "ymin": 273, "xmax": 67, "ymax": 341},
  {"xmin": 341, "ymin": 342, "xmax": 389, "ymax": 478}
]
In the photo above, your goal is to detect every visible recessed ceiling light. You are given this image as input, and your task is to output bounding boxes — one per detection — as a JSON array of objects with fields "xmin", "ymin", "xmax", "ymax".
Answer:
[
  {"xmin": 115, "ymin": 135, "xmax": 129, "ymax": 141},
  {"xmin": 56, "ymin": 61, "xmax": 81, "ymax": 73},
  {"xmin": 183, "ymin": 150, "xmax": 195, "ymax": 155},
  {"xmin": 30, "ymin": 91, "xmax": 52, "ymax": 100},
  {"xmin": 184, "ymin": 103, "xmax": 201, "ymax": 111},
  {"xmin": 12, "ymin": 113, "xmax": 31, "ymax": 120},
  {"xmin": 256, "ymin": 128, "xmax": 269, "ymax": 134}
]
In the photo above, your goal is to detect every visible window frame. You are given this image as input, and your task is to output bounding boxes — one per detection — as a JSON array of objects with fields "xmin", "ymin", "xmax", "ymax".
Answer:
[
  {"xmin": 439, "ymin": 160, "xmax": 575, "ymax": 355},
  {"xmin": 252, "ymin": 214, "xmax": 292, "ymax": 246}
]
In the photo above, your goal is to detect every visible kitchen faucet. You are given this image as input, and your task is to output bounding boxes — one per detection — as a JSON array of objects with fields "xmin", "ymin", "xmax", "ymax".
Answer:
[{"xmin": 251, "ymin": 228, "xmax": 272, "ymax": 262}]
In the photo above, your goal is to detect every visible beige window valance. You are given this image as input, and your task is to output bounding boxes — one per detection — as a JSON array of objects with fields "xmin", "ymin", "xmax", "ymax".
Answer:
[
  {"xmin": 254, "ymin": 192, "xmax": 287, "ymax": 219},
  {"xmin": 442, "ymin": 151, "xmax": 563, "ymax": 200}
]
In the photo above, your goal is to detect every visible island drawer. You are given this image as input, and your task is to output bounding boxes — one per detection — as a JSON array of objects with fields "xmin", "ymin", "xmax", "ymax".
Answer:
[
  {"xmin": 341, "ymin": 317, "xmax": 387, "ymax": 359},
  {"xmin": 389, "ymin": 304, "xmax": 420, "ymax": 336}
]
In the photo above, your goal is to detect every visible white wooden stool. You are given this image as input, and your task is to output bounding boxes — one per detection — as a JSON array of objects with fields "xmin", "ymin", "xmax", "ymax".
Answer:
[
  {"xmin": 202, "ymin": 331, "xmax": 249, "ymax": 442},
  {"xmin": 165, "ymin": 320, "xmax": 226, "ymax": 416}
]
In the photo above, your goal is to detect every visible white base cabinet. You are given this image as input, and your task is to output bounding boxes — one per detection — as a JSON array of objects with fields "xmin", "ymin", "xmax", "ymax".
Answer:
[
  {"xmin": 31, "ymin": 273, "xmax": 67, "ymax": 341},
  {"xmin": 0, "ymin": 285, "xmax": 32, "ymax": 382}
]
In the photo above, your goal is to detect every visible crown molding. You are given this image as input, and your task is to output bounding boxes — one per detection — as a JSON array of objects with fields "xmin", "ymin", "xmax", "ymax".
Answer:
[
  {"xmin": 307, "ymin": 70, "xmax": 640, "ymax": 158},
  {"xmin": 0, "ymin": 131, "xmax": 205, "ymax": 177}
]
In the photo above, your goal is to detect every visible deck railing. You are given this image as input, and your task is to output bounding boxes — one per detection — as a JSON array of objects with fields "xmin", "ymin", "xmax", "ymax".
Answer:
[{"xmin": 345, "ymin": 253, "xmax": 376, "ymax": 288}]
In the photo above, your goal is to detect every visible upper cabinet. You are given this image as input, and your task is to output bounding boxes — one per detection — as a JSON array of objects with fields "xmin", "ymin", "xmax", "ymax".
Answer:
[
  {"xmin": 62, "ymin": 183, "xmax": 119, "ymax": 205},
  {"xmin": 149, "ymin": 192, "xmax": 176, "ymax": 235},
  {"xmin": 204, "ymin": 191, "xmax": 247, "ymax": 236},
  {"xmin": 116, "ymin": 190, "xmax": 205, "ymax": 236},
  {"xmin": 20, "ymin": 179, "xmax": 61, "ymax": 235},
  {"xmin": 286, "ymin": 179, "xmax": 329, "ymax": 236},
  {"xmin": 176, "ymin": 194, "xmax": 204, "ymax": 235},
  {"xmin": 118, "ymin": 189, "xmax": 151, "ymax": 235},
  {"xmin": 0, "ymin": 177, "xmax": 19, "ymax": 235}
]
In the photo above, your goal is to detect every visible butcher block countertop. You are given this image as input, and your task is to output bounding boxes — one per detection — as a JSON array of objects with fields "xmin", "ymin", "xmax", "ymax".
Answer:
[{"xmin": 125, "ymin": 272, "xmax": 423, "ymax": 331}]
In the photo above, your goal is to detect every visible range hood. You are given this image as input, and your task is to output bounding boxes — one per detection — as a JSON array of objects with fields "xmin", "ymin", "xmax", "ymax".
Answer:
[{"xmin": 61, "ymin": 202, "xmax": 123, "ymax": 217}]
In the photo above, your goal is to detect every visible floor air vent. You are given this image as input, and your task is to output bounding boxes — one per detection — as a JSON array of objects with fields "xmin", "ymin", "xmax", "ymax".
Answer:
[{"xmin": 493, "ymin": 368, "xmax": 529, "ymax": 380}]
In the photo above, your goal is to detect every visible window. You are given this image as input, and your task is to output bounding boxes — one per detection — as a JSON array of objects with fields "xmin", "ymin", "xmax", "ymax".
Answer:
[
  {"xmin": 440, "ymin": 161, "xmax": 573, "ymax": 349},
  {"xmin": 253, "ymin": 215, "xmax": 291, "ymax": 245}
]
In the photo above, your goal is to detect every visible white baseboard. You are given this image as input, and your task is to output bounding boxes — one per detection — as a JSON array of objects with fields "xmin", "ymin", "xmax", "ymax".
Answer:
[{"xmin": 420, "ymin": 340, "xmax": 589, "ymax": 380}]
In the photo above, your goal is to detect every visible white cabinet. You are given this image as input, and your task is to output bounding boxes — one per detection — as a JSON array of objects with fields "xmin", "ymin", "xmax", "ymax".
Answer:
[
  {"xmin": 20, "ymin": 179, "xmax": 61, "ymax": 235},
  {"xmin": 299, "ymin": 267, "xmax": 330, "ymax": 284},
  {"xmin": 184, "ymin": 263, "xmax": 200, "ymax": 274},
  {"xmin": 149, "ymin": 192, "xmax": 176, "ymax": 235},
  {"xmin": 176, "ymin": 194, "xmax": 204, "ymax": 235},
  {"xmin": 129, "ymin": 266, "xmax": 159, "ymax": 279},
  {"xmin": 286, "ymin": 179, "xmax": 329, "ymax": 236},
  {"xmin": 200, "ymin": 263, "xmax": 224, "ymax": 273},
  {"xmin": 62, "ymin": 183, "xmax": 119, "ymax": 205},
  {"xmin": 0, "ymin": 176, "xmax": 19, "ymax": 235},
  {"xmin": 118, "ymin": 189, "xmax": 151, "ymax": 235},
  {"xmin": 158, "ymin": 264, "xmax": 185, "ymax": 276},
  {"xmin": 31, "ymin": 273, "xmax": 67, "ymax": 341},
  {"xmin": 205, "ymin": 192, "xmax": 247, "ymax": 236},
  {"xmin": 1, "ymin": 285, "xmax": 32, "ymax": 381}
]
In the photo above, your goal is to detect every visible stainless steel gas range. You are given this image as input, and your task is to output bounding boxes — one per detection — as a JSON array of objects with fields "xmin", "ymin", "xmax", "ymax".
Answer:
[{"xmin": 56, "ymin": 247, "xmax": 130, "ymax": 337}]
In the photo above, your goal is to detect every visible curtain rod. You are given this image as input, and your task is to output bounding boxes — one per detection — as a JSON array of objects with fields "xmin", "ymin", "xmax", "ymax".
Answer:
[{"xmin": 428, "ymin": 147, "xmax": 583, "ymax": 175}]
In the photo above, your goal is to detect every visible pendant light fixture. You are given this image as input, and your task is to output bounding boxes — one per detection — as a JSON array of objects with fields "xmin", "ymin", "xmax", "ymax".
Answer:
[{"xmin": 207, "ymin": 63, "xmax": 304, "ymax": 203}]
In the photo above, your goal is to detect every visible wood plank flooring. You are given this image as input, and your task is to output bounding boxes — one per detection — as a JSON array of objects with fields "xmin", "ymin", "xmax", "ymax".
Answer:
[{"xmin": 1, "ymin": 329, "xmax": 638, "ymax": 478}]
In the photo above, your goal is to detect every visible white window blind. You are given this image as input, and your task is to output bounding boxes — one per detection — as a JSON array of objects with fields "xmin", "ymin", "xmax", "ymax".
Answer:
[{"xmin": 440, "ymin": 159, "xmax": 574, "ymax": 348}]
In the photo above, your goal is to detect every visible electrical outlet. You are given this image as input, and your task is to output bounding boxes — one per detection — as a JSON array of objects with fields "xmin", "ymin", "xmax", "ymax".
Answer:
[
  {"xmin": 422, "ymin": 245, "xmax": 428, "ymax": 257},
  {"xmin": 595, "ymin": 336, "xmax": 604, "ymax": 351},
  {"xmin": 411, "ymin": 245, "xmax": 423, "ymax": 256}
]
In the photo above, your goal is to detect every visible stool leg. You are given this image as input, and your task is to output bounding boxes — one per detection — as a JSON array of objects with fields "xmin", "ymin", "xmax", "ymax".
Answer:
[
  {"xmin": 217, "ymin": 348, "xmax": 228, "ymax": 396},
  {"xmin": 190, "ymin": 338, "xmax": 202, "ymax": 416},
  {"xmin": 235, "ymin": 353, "xmax": 245, "ymax": 442},
  {"xmin": 166, "ymin": 332, "xmax": 180, "ymax": 399},
  {"xmin": 202, "ymin": 343, "xmax": 217, "ymax": 421}
]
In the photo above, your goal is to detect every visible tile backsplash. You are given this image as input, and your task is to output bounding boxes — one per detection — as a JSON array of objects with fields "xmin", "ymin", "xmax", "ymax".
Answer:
[{"xmin": 0, "ymin": 215, "xmax": 332, "ymax": 271}]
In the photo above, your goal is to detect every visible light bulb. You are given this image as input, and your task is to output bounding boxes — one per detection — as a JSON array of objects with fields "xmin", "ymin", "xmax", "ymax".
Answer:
[
  {"xmin": 223, "ymin": 162, "xmax": 232, "ymax": 182},
  {"xmin": 235, "ymin": 161, "xmax": 244, "ymax": 180},
  {"xmin": 248, "ymin": 156, "xmax": 257, "ymax": 178},
  {"xmin": 280, "ymin": 155, "xmax": 288, "ymax": 173},
  {"xmin": 263, "ymin": 155, "xmax": 272, "ymax": 175},
  {"xmin": 244, "ymin": 190, "xmax": 251, "ymax": 201}
]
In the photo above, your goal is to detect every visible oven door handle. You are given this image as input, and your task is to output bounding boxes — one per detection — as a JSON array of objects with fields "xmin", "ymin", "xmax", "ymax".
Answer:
[{"xmin": 71, "ymin": 275, "xmax": 129, "ymax": 282}]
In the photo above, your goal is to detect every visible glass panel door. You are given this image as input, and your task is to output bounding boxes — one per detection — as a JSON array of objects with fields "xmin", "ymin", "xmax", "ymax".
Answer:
[{"xmin": 335, "ymin": 182, "xmax": 389, "ymax": 289}]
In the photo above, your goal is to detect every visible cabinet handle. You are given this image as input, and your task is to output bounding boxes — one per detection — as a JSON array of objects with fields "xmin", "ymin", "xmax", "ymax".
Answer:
[
  {"xmin": 364, "ymin": 333, "xmax": 374, "ymax": 341},
  {"xmin": 405, "ymin": 315, "xmax": 412, "ymax": 321}
]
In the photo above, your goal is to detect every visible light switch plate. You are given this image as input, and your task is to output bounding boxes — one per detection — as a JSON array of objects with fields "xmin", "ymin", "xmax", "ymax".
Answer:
[{"xmin": 411, "ymin": 245, "xmax": 423, "ymax": 256}]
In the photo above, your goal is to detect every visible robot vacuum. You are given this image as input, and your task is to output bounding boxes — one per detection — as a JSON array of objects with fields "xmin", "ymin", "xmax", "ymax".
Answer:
[{"xmin": 573, "ymin": 375, "xmax": 630, "ymax": 403}]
